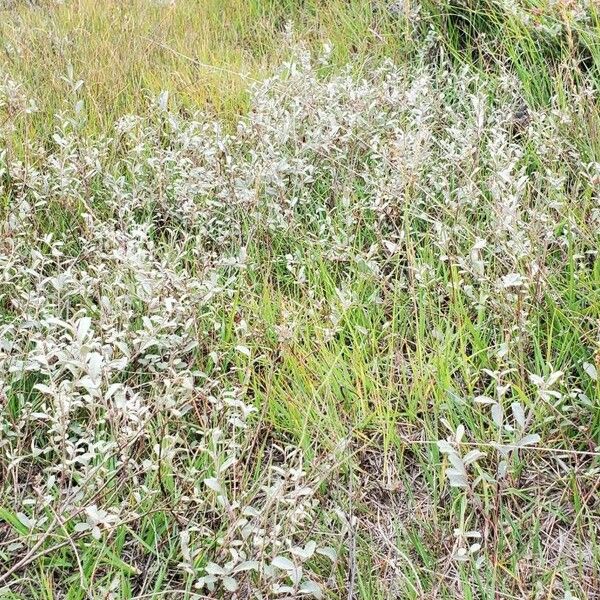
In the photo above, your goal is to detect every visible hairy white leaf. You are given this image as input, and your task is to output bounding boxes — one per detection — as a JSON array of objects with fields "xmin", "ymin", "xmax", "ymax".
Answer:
[
  {"xmin": 222, "ymin": 576, "xmax": 238, "ymax": 592},
  {"xmin": 315, "ymin": 546, "xmax": 337, "ymax": 562},
  {"xmin": 491, "ymin": 403, "xmax": 503, "ymax": 428},
  {"xmin": 272, "ymin": 556, "xmax": 295, "ymax": 571},
  {"xmin": 204, "ymin": 478, "xmax": 223, "ymax": 494},
  {"xmin": 437, "ymin": 440, "xmax": 456, "ymax": 454},
  {"xmin": 511, "ymin": 402, "xmax": 526, "ymax": 429},
  {"xmin": 583, "ymin": 362, "xmax": 597, "ymax": 381},
  {"xmin": 516, "ymin": 434, "xmax": 540, "ymax": 448},
  {"xmin": 447, "ymin": 469, "xmax": 468, "ymax": 488},
  {"xmin": 299, "ymin": 580, "xmax": 323, "ymax": 598},
  {"xmin": 463, "ymin": 450, "xmax": 485, "ymax": 466}
]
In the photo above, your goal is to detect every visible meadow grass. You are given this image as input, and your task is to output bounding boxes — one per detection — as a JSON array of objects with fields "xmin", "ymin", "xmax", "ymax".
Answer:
[
  {"xmin": 0, "ymin": 0, "xmax": 414, "ymax": 134},
  {"xmin": 0, "ymin": 1, "xmax": 599, "ymax": 599}
]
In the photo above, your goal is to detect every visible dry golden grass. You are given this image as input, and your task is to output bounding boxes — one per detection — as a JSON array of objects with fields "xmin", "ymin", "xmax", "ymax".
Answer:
[{"xmin": 0, "ymin": 0, "xmax": 407, "ymax": 134}]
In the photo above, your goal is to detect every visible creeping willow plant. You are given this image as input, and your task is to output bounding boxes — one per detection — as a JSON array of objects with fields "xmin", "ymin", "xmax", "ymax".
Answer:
[{"xmin": 1, "ymin": 26, "xmax": 598, "ymax": 597}]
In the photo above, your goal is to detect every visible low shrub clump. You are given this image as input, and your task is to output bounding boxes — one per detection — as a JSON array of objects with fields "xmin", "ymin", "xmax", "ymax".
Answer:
[{"xmin": 1, "ymin": 12, "xmax": 599, "ymax": 598}]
